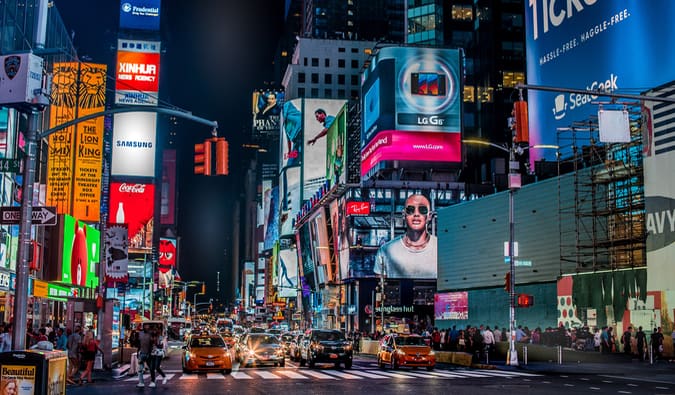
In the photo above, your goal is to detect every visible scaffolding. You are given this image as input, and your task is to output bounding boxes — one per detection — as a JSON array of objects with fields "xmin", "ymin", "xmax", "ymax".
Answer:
[{"xmin": 557, "ymin": 104, "xmax": 646, "ymax": 272}]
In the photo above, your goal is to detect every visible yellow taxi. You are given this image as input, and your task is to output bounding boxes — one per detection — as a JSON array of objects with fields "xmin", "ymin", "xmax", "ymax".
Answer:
[
  {"xmin": 376, "ymin": 333, "xmax": 435, "ymax": 370},
  {"xmin": 182, "ymin": 334, "xmax": 233, "ymax": 374}
]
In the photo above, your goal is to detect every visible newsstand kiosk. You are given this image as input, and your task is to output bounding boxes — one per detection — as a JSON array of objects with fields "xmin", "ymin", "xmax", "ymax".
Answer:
[{"xmin": 0, "ymin": 349, "xmax": 67, "ymax": 395}]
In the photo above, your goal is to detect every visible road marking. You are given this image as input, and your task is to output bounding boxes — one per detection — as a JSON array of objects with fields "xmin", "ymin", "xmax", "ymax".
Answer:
[
  {"xmin": 276, "ymin": 370, "xmax": 309, "ymax": 379},
  {"xmin": 253, "ymin": 371, "xmax": 281, "ymax": 379},
  {"xmin": 373, "ymin": 370, "xmax": 419, "ymax": 379},
  {"xmin": 618, "ymin": 391, "xmax": 632, "ymax": 394},
  {"xmin": 348, "ymin": 370, "xmax": 387, "ymax": 379},
  {"xmin": 300, "ymin": 370, "xmax": 338, "ymax": 379},
  {"xmin": 321, "ymin": 370, "xmax": 363, "ymax": 379},
  {"xmin": 388, "ymin": 370, "xmax": 434, "ymax": 378},
  {"xmin": 207, "ymin": 372, "xmax": 225, "ymax": 379},
  {"xmin": 179, "ymin": 373, "xmax": 199, "ymax": 380},
  {"xmin": 589, "ymin": 387, "xmax": 600, "ymax": 390},
  {"xmin": 231, "ymin": 372, "xmax": 252, "ymax": 379}
]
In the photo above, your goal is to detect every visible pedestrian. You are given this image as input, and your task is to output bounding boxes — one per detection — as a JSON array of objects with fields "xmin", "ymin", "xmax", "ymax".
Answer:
[
  {"xmin": 622, "ymin": 327, "xmax": 632, "ymax": 355},
  {"xmin": 79, "ymin": 330, "xmax": 101, "ymax": 384},
  {"xmin": 651, "ymin": 327, "xmax": 664, "ymax": 361},
  {"xmin": 136, "ymin": 324, "xmax": 152, "ymax": 388},
  {"xmin": 0, "ymin": 323, "xmax": 11, "ymax": 352},
  {"xmin": 593, "ymin": 327, "xmax": 601, "ymax": 352},
  {"xmin": 66, "ymin": 325, "xmax": 82, "ymax": 385},
  {"xmin": 56, "ymin": 328, "xmax": 68, "ymax": 351},
  {"xmin": 636, "ymin": 326, "xmax": 646, "ymax": 361},
  {"xmin": 483, "ymin": 326, "xmax": 495, "ymax": 359},
  {"xmin": 148, "ymin": 327, "xmax": 167, "ymax": 386}
]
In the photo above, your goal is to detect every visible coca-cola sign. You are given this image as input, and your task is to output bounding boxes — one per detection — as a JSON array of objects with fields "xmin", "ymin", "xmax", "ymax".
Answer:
[{"xmin": 118, "ymin": 183, "xmax": 146, "ymax": 193}]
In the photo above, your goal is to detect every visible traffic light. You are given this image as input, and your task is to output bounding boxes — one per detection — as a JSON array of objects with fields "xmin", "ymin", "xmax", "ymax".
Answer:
[
  {"xmin": 194, "ymin": 141, "xmax": 212, "ymax": 175},
  {"xmin": 215, "ymin": 137, "xmax": 229, "ymax": 175},
  {"xmin": 517, "ymin": 293, "xmax": 534, "ymax": 307},
  {"xmin": 513, "ymin": 100, "xmax": 529, "ymax": 143},
  {"xmin": 503, "ymin": 272, "xmax": 511, "ymax": 293}
]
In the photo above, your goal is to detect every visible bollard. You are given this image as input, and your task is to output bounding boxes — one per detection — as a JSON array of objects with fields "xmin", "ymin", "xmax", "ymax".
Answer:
[{"xmin": 523, "ymin": 345, "xmax": 528, "ymax": 365}]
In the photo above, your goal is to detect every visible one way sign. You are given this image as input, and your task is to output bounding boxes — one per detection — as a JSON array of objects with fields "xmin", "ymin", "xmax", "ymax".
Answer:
[{"xmin": 0, "ymin": 206, "xmax": 57, "ymax": 226}]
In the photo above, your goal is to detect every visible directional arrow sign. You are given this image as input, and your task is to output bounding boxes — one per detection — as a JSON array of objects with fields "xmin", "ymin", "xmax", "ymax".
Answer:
[{"xmin": 0, "ymin": 206, "xmax": 57, "ymax": 226}]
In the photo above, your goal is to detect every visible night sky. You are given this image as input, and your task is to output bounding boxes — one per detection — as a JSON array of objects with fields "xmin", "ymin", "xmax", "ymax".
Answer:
[{"xmin": 56, "ymin": 0, "xmax": 286, "ymax": 304}]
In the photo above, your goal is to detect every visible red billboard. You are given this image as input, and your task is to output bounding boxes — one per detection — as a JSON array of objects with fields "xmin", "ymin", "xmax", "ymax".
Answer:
[
  {"xmin": 109, "ymin": 182, "xmax": 155, "ymax": 248},
  {"xmin": 115, "ymin": 39, "xmax": 160, "ymax": 106}
]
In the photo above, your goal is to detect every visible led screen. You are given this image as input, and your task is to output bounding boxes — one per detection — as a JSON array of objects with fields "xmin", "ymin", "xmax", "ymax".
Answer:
[
  {"xmin": 119, "ymin": 0, "xmax": 161, "ymax": 31},
  {"xmin": 115, "ymin": 39, "xmax": 160, "ymax": 106},
  {"xmin": 279, "ymin": 166, "xmax": 300, "ymax": 238},
  {"xmin": 525, "ymin": 1, "xmax": 675, "ymax": 161},
  {"xmin": 434, "ymin": 292, "xmax": 468, "ymax": 320},
  {"xmin": 109, "ymin": 182, "xmax": 155, "ymax": 249},
  {"xmin": 277, "ymin": 246, "xmax": 298, "ymax": 298},
  {"xmin": 61, "ymin": 214, "xmax": 100, "ymax": 288},
  {"xmin": 252, "ymin": 90, "xmax": 284, "ymax": 139},
  {"xmin": 111, "ymin": 112, "xmax": 157, "ymax": 177}
]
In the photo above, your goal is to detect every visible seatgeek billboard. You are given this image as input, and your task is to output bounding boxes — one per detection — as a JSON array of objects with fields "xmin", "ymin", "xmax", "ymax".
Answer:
[
  {"xmin": 120, "ymin": 0, "xmax": 161, "ymax": 31},
  {"xmin": 525, "ymin": 1, "xmax": 675, "ymax": 161},
  {"xmin": 115, "ymin": 39, "xmax": 160, "ymax": 106},
  {"xmin": 361, "ymin": 46, "xmax": 462, "ymax": 179}
]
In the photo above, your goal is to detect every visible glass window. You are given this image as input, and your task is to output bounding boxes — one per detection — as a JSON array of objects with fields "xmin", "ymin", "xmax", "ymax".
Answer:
[
  {"xmin": 350, "ymin": 90, "xmax": 359, "ymax": 99},
  {"xmin": 338, "ymin": 59, "xmax": 346, "ymax": 68},
  {"xmin": 325, "ymin": 58, "xmax": 330, "ymax": 67},
  {"xmin": 311, "ymin": 58, "xmax": 319, "ymax": 67},
  {"xmin": 338, "ymin": 74, "xmax": 345, "ymax": 85},
  {"xmin": 298, "ymin": 73, "xmax": 306, "ymax": 83},
  {"xmin": 501, "ymin": 71, "xmax": 525, "ymax": 88},
  {"xmin": 311, "ymin": 88, "xmax": 319, "ymax": 97},
  {"xmin": 451, "ymin": 4, "xmax": 473, "ymax": 21},
  {"xmin": 350, "ymin": 75, "xmax": 359, "ymax": 85},
  {"xmin": 325, "ymin": 89, "xmax": 333, "ymax": 97},
  {"xmin": 478, "ymin": 86, "xmax": 494, "ymax": 103},
  {"xmin": 463, "ymin": 86, "xmax": 475, "ymax": 103},
  {"xmin": 338, "ymin": 47, "xmax": 346, "ymax": 52},
  {"xmin": 351, "ymin": 59, "xmax": 359, "ymax": 68},
  {"xmin": 338, "ymin": 89, "xmax": 346, "ymax": 98},
  {"xmin": 311, "ymin": 73, "xmax": 319, "ymax": 83},
  {"xmin": 298, "ymin": 87, "xmax": 305, "ymax": 97},
  {"xmin": 304, "ymin": 57, "xmax": 308, "ymax": 66},
  {"xmin": 324, "ymin": 74, "xmax": 333, "ymax": 84}
]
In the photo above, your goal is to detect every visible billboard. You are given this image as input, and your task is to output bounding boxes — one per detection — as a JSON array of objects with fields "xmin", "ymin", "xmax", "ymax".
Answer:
[
  {"xmin": 524, "ymin": 1, "xmax": 675, "ymax": 161},
  {"xmin": 115, "ymin": 39, "xmax": 160, "ymax": 106},
  {"xmin": 47, "ymin": 62, "xmax": 107, "ymax": 221},
  {"xmin": 325, "ymin": 104, "xmax": 347, "ymax": 188},
  {"xmin": 262, "ymin": 181, "xmax": 279, "ymax": 250},
  {"xmin": 61, "ymin": 214, "xmax": 100, "ymax": 288},
  {"xmin": 109, "ymin": 182, "xmax": 155, "ymax": 249},
  {"xmin": 279, "ymin": 166, "xmax": 300, "ymax": 238},
  {"xmin": 157, "ymin": 238, "xmax": 176, "ymax": 289},
  {"xmin": 119, "ymin": 0, "xmax": 161, "ymax": 31},
  {"xmin": 105, "ymin": 223, "xmax": 129, "ymax": 282},
  {"xmin": 277, "ymin": 246, "xmax": 298, "ymax": 298},
  {"xmin": 111, "ymin": 112, "xmax": 157, "ymax": 177},
  {"xmin": 360, "ymin": 47, "xmax": 462, "ymax": 178},
  {"xmin": 160, "ymin": 149, "xmax": 176, "ymax": 224},
  {"xmin": 252, "ymin": 90, "xmax": 284, "ymax": 139},
  {"xmin": 434, "ymin": 292, "xmax": 468, "ymax": 320}
]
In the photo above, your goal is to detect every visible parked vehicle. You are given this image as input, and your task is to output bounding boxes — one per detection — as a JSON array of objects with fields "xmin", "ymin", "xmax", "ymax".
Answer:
[
  {"xmin": 376, "ymin": 333, "xmax": 435, "ymax": 371},
  {"xmin": 300, "ymin": 329, "xmax": 352, "ymax": 369}
]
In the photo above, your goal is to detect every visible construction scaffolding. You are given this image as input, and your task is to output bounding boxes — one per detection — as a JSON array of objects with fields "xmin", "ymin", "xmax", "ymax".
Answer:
[{"xmin": 557, "ymin": 104, "xmax": 646, "ymax": 272}]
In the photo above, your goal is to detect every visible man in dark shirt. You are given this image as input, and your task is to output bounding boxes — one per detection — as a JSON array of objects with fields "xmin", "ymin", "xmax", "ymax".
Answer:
[{"xmin": 136, "ymin": 325, "xmax": 152, "ymax": 388}]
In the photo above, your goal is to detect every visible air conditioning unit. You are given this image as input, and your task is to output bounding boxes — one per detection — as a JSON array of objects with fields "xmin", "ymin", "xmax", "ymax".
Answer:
[{"xmin": 0, "ymin": 53, "xmax": 44, "ymax": 106}]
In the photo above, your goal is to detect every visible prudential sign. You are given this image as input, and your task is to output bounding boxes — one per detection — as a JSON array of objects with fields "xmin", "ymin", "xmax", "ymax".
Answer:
[
  {"xmin": 119, "ymin": 0, "xmax": 161, "ymax": 31},
  {"xmin": 524, "ymin": 1, "xmax": 675, "ymax": 162}
]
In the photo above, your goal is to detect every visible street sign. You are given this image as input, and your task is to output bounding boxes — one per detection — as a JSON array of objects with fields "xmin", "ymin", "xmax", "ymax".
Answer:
[
  {"xmin": 0, "ymin": 158, "xmax": 21, "ymax": 173},
  {"xmin": 0, "ymin": 206, "xmax": 57, "ymax": 225}
]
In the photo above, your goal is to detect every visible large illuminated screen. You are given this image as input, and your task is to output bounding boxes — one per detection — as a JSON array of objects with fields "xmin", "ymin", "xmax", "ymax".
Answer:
[
  {"xmin": 119, "ymin": 0, "xmax": 161, "ymax": 31},
  {"xmin": 61, "ymin": 214, "xmax": 100, "ymax": 288}
]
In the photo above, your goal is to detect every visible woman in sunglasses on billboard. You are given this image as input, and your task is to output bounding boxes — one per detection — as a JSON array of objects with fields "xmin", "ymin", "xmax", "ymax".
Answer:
[{"xmin": 374, "ymin": 194, "xmax": 438, "ymax": 279}]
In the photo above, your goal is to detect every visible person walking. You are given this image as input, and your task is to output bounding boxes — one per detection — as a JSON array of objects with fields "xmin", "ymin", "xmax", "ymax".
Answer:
[
  {"xmin": 66, "ymin": 325, "xmax": 82, "ymax": 385},
  {"xmin": 636, "ymin": 326, "xmax": 646, "ymax": 361},
  {"xmin": 136, "ymin": 324, "xmax": 152, "ymax": 388},
  {"xmin": 148, "ymin": 328, "xmax": 168, "ymax": 386},
  {"xmin": 0, "ymin": 324, "xmax": 11, "ymax": 352},
  {"xmin": 79, "ymin": 330, "xmax": 101, "ymax": 384},
  {"xmin": 56, "ymin": 328, "xmax": 68, "ymax": 351},
  {"xmin": 622, "ymin": 327, "xmax": 633, "ymax": 355}
]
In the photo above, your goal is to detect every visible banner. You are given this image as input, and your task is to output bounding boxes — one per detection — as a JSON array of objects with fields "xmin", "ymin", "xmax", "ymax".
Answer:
[
  {"xmin": 105, "ymin": 224, "xmax": 129, "ymax": 282},
  {"xmin": 0, "ymin": 364, "xmax": 36, "ymax": 394}
]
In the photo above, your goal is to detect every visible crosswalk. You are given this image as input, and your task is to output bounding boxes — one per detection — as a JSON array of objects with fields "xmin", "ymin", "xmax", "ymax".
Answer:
[{"xmin": 125, "ymin": 367, "xmax": 539, "ymax": 383}]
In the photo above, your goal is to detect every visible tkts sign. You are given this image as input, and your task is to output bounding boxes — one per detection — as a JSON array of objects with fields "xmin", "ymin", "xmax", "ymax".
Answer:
[{"xmin": 109, "ymin": 182, "xmax": 155, "ymax": 248}]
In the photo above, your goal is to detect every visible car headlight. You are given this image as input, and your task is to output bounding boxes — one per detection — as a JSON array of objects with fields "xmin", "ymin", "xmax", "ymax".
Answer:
[
  {"xmin": 248, "ymin": 350, "xmax": 256, "ymax": 357},
  {"xmin": 314, "ymin": 345, "xmax": 324, "ymax": 352},
  {"xmin": 395, "ymin": 349, "xmax": 406, "ymax": 356},
  {"xmin": 276, "ymin": 348, "xmax": 284, "ymax": 355},
  {"xmin": 344, "ymin": 344, "xmax": 353, "ymax": 351},
  {"xmin": 428, "ymin": 350, "xmax": 435, "ymax": 356}
]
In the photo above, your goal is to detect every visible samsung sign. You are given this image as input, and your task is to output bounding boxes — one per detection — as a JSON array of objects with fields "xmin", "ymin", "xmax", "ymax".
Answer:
[
  {"xmin": 120, "ymin": 0, "xmax": 161, "ymax": 31},
  {"xmin": 525, "ymin": 1, "xmax": 675, "ymax": 162},
  {"xmin": 111, "ymin": 112, "xmax": 157, "ymax": 177}
]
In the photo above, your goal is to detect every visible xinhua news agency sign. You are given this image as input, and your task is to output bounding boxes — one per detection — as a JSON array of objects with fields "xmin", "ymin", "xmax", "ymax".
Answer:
[{"xmin": 0, "ymin": 206, "xmax": 57, "ymax": 226}]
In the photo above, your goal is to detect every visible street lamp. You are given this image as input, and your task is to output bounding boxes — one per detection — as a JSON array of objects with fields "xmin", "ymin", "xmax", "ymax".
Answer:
[{"xmin": 463, "ymin": 138, "xmax": 557, "ymax": 366}]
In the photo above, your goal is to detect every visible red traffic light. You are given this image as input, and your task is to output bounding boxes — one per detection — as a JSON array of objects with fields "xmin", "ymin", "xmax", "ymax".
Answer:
[
  {"xmin": 517, "ymin": 293, "xmax": 534, "ymax": 307},
  {"xmin": 215, "ymin": 138, "xmax": 229, "ymax": 176},
  {"xmin": 503, "ymin": 272, "xmax": 511, "ymax": 293},
  {"xmin": 194, "ymin": 142, "xmax": 212, "ymax": 176}
]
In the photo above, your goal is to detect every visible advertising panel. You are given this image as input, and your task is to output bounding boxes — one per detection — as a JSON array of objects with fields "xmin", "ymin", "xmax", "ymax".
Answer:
[
  {"xmin": 360, "ymin": 47, "xmax": 462, "ymax": 178},
  {"xmin": 157, "ymin": 238, "xmax": 176, "ymax": 289},
  {"xmin": 111, "ymin": 112, "xmax": 157, "ymax": 177},
  {"xmin": 279, "ymin": 166, "xmax": 300, "ymax": 238},
  {"xmin": 276, "ymin": 242, "xmax": 298, "ymax": 298},
  {"xmin": 325, "ymin": 104, "xmax": 347, "ymax": 187},
  {"xmin": 280, "ymin": 98, "xmax": 302, "ymax": 170},
  {"xmin": 0, "ymin": 364, "xmax": 36, "ymax": 393},
  {"xmin": 310, "ymin": 208, "xmax": 334, "ymax": 283},
  {"xmin": 297, "ymin": 224, "xmax": 316, "ymax": 292},
  {"xmin": 47, "ymin": 62, "xmax": 107, "ymax": 220},
  {"xmin": 252, "ymin": 90, "xmax": 284, "ymax": 139},
  {"xmin": 434, "ymin": 292, "xmax": 468, "ymax": 320},
  {"xmin": 524, "ymin": 1, "xmax": 675, "ymax": 161},
  {"xmin": 160, "ymin": 149, "xmax": 176, "ymax": 224},
  {"xmin": 302, "ymin": 99, "xmax": 347, "ymax": 198},
  {"xmin": 119, "ymin": 0, "xmax": 161, "ymax": 31},
  {"xmin": 263, "ymin": 184, "xmax": 279, "ymax": 250},
  {"xmin": 105, "ymin": 224, "xmax": 129, "ymax": 283},
  {"xmin": 61, "ymin": 214, "xmax": 100, "ymax": 288},
  {"xmin": 109, "ymin": 182, "xmax": 155, "ymax": 249},
  {"xmin": 115, "ymin": 39, "xmax": 160, "ymax": 106},
  {"xmin": 244, "ymin": 261, "xmax": 255, "ymax": 306}
]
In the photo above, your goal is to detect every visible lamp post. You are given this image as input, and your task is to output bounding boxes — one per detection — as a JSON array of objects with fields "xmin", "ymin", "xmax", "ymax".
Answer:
[{"xmin": 463, "ymin": 139, "xmax": 557, "ymax": 366}]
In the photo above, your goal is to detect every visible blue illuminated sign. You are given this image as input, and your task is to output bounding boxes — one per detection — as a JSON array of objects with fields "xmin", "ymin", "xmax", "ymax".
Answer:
[{"xmin": 119, "ymin": 0, "xmax": 161, "ymax": 31}]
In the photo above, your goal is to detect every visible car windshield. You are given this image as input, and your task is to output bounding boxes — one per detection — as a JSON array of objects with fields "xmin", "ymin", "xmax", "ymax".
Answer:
[
  {"xmin": 191, "ymin": 337, "xmax": 226, "ymax": 348},
  {"xmin": 397, "ymin": 336, "xmax": 426, "ymax": 346},
  {"xmin": 313, "ymin": 331, "xmax": 345, "ymax": 341},
  {"xmin": 247, "ymin": 335, "xmax": 279, "ymax": 347}
]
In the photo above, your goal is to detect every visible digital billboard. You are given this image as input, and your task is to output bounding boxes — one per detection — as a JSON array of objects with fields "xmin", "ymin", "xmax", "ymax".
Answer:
[
  {"xmin": 524, "ymin": 1, "xmax": 675, "ymax": 161},
  {"xmin": 157, "ymin": 238, "xmax": 176, "ymax": 289},
  {"xmin": 279, "ymin": 166, "xmax": 300, "ymax": 238},
  {"xmin": 119, "ymin": 0, "xmax": 161, "ymax": 31},
  {"xmin": 360, "ymin": 47, "xmax": 462, "ymax": 179},
  {"xmin": 434, "ymin": 292, "xmax": 468, "ymax": 320},
  {"xmin": 160, "ymin": 149, "xmax": 176, "ymax": 224},
  {"xmin": 111, "ymin": 112, "xmax": 157, "ymax": 177},
  {"xmin": 47, "ymin": 62, "xmax": 107, "ymax": 221},
  {"xmin": 309, "ymin": 207, "xmax": 334, "ymax": 283},
  {"xmin": 115, "ymin": 39, "xmax": 160, "ymax": 106},
  {"xmin": 252, "ymin": 90, "xmax": 284, "ymax": 139},
  {"xmin": 61, "ymin": 214, "xmax": 100, "ymax": 288},
  {"xmin": 262, "ymin": 181, "xmax": 279, "ymax": 251},
  {"xmin": 325, "ymin": 104, "xmax": 347, "ymax": 188},
  {"xmin": 109, "ymin": 182, "xmax": 155, "ymax": 249},
  {"xmin": 280, "ymin": 98, "xmax": 302, "ymax": 170},
  {"xmin": 105, "ymin": 223, "xmax": 129, "ymax": 283},
  {"xmin": 277, "ymin": 246, "xmax": 298, "ymax": 298}
]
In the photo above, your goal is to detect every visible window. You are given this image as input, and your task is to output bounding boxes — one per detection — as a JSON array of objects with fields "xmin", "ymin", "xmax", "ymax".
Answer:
[
  {"xmin": 298, "ymin": 87, "xmax": 305, "ymax": 97},
  {"xmin": 325, "ymin": 89, "xmax": 333, "ymax": 97},
  {"xmin": 338, "ymin": 59, "xmax": 346, "ymax": 68},
  {"xmin": 451, "ymin": 4, "xmax": 473, "ymax": 21},
  {"xmin": 325, "ymin": 58, "xmax": 330, "ymax": 67},
  {"xmin": 298, "ymin": 73, "xmax": 306, "ymax": 83},
  {"xmin": 501, "ymin": 71, "xmax": 525, "ymax": 88},
  {"xmin": 350, "ymin": 75, "xmax": 358, "ymax": 85},
  {"xmin": 478, "ymin": 86, "xmax": 494, "ymax": 103},
  {"xmin": 351, "ymin": 47, "xmax": 358, "ymax": 53},
  {"xmin": 311, "ymin": 88, "xmax": 319, "ymax": 97},
  {"xmin": 338, "ymin": 74, "xmax": 345, "ymax": 85},
  {"xmin": 303, "ymin": 57, "xmax": 308, "ymax": 66},
  {"xmin": 311, "ymin": 73, "xmax": 319, "ymax": 83},
  {"xmin": 350, "ymin": 90, "xmax": 359, "ymax": 99},
  {"xmin": 324, "ymin": 74, "xmax": 333, "ymax": 84},
  {"xmin": 338, "ymin": 47, "xmax": 346, "ymax": 52},
  {"xmin": 311, "ymin": 58, "xmax": 319, "ymax": 67},
  {"xmin": 351, "ymin": 59, "xmax": 359, "ymax": 68},
  {"xmin": 338, "ymin": 89, "xmax": 346, "ymax": 98},
  {"xmin": 463, "ymin": 86, "xmax": 475, "ymax": 103}
]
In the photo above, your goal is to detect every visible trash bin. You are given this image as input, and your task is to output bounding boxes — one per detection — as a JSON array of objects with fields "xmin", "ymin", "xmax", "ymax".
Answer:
[{"xmin": 0, "ymin": 349, "xmax": 68, "ymax": 395}]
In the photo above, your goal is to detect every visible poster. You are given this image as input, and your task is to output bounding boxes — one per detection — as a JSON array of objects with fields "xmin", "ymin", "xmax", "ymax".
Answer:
[{"xmin": 0, "ymin": 364, "xmax": 36, "ymax": 394}]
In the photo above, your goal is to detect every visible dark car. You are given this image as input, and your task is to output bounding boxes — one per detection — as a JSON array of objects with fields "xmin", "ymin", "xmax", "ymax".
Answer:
[{"xmin": 300, "ymin": 329, "xmax": 353, "ymax": 369}]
